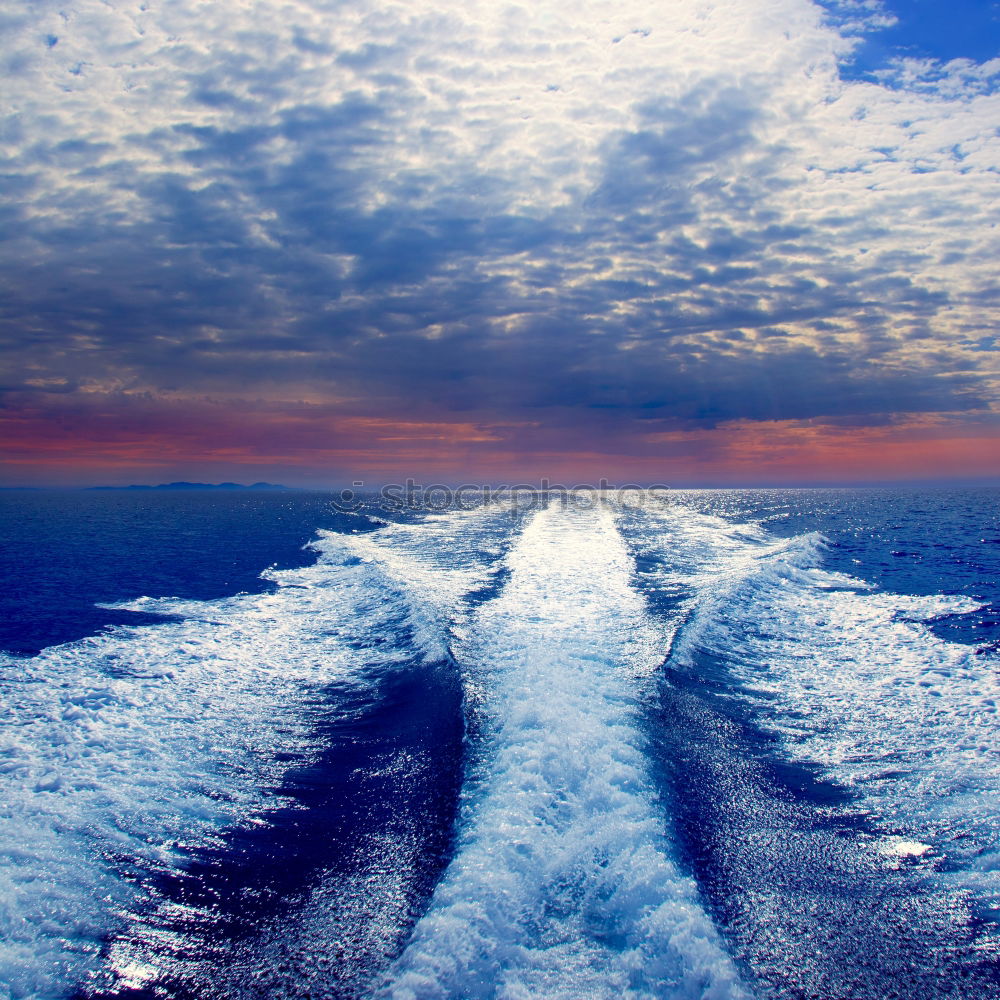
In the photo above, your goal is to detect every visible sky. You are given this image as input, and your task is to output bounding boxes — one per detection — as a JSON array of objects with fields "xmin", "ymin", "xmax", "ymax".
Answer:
[{"xmin": 1, "ymin": 0, "xmax": 999, "ymax": 487}]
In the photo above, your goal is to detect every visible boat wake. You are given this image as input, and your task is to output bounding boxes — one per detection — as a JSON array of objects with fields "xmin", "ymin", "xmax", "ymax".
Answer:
[{"xmin": 1, "ymin": 495, "xmax": 996, "ymax": 999}]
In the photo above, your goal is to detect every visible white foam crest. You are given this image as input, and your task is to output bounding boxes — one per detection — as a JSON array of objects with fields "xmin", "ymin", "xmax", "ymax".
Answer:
[
  {"xmin": 620, "ymin": 498, "xmax": 834, "ymax": 660},
  {"xmin": 0, "ymin": 514, "xmax": 504, "ymax": 1000},
  {"xmin": 709, "ymin": 573, "xmax": 997, "ymax": 893},
  {"xmin": 667, "ymin": 530, "xmax": 845, "ymax": 667},
  {"xmin": 381, "ymin": 500, "xmax": 748, "ymax": 1000},
  {"xmin": 306, "ymin": 503, "xmax": 518, "ymax": 662},
  {"xmin": 643, "ymin": 505, "xmax": 998, "ymax": 911}
]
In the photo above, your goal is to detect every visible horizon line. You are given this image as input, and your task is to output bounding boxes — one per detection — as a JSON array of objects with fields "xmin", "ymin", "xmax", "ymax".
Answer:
[{"xmin": 3, "ymin": 478, "xmax": 1000, "ymax": 492}]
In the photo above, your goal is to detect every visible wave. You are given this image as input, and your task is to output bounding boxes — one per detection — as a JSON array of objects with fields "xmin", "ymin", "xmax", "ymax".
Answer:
[
  {"xmin": 631, "ymin": 501, "xmax": 1000, "ymax": 917},
  {"xmin": 10, "ymin": 494, "xmax": 992, "ymax": 999},
  {"xmin": 379, "ymin": 500, "xmax": 748, "ymax": 1000},
  {"xmin": 0, "ymin": 507, "xmax": 514, "ymax": 1000}
]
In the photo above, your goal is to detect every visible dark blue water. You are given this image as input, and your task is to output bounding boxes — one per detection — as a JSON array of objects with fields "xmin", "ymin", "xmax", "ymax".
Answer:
[
  {"xmin": 6, "ymin": 488, "xmax": 994, "ymax": 658},
  {"xmin": 624, "ymin": 487, "xmax": 1000, "ymax": 1000},
  {"xmin": 1, "ymin": 487, "xmax": 998, "ymax": 1000},
  {"xmin": 0, "ymin": 490, "xmax": 369, "ymax": 655},
  {"xmin": 1, "ymin": 490, "xmax": 466, "ymax": 1000},
  {"xmin": 81, "ymin": 656, "xmax": 465, "ymax": 1000},
  {"xmin": 676, "ymin": 486, "xmax": 1000, "ymax": 648}
]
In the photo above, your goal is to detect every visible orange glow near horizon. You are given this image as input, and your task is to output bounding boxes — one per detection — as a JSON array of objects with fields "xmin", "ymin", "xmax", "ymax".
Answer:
[{"xmin": 2, "ymin": 394, "xmax": 998, "ymax": 486}]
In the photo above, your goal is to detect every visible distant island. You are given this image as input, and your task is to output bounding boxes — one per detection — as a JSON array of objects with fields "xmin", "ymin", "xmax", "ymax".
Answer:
[{"xmin": 87, "ymin": 481, "xmax": 292, "ymax": 491}]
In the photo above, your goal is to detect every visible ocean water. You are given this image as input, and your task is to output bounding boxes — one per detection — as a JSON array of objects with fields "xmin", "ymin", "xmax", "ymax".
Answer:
[{"xmin": 0, "ymin": 487, "xmax": 998, "ymax": 1000}]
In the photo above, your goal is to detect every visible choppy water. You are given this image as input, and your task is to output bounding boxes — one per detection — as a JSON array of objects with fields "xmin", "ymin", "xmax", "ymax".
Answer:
[{"xmin": 1, "ymin": 488, "xmax": 998, "ymax": 999}]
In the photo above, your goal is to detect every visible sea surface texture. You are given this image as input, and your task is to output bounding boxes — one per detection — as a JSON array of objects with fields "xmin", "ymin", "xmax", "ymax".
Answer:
[{"xmin": 0, "ymin": 488, "xmax": 998, "ymax": 1000}]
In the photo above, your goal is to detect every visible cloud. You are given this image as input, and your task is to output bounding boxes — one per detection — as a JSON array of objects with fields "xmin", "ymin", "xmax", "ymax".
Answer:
[{"xmin": 1, "ymin": 0, "xmax": 998, "ymax": 480}]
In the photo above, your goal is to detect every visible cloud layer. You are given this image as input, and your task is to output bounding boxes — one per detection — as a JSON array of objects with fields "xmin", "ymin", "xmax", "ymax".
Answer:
[{"xmin": 2, "ymin": 0, "xmax": 999, "ymax": 482}]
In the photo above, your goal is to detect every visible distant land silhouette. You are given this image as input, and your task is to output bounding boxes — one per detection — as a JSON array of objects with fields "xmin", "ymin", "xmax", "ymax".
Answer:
[{"xmin": 87, "ymin": 481, "xmax": 292, "ymax": 491}]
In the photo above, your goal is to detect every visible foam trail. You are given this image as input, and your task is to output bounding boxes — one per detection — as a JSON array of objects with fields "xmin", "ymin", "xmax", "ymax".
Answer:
[
  {"xmin": 0, "ymin": 511, "xmax": 508, "ymax": 1000},
  {"xmin": 631, "ymin": 500, "xmax": 1000, "ymax": 918},
  {"xmin": 381, "ymin": 499, "xmax": 748, "ymax": 1000},
  {"xmin": 685, "ymin": 538, "xmax": 999, "ymax": 901}
]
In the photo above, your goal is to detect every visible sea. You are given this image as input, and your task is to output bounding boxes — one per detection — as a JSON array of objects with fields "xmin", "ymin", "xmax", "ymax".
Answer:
[{"xmin": 0, "ymin": 486, "xmax": 998, "ymax": 1000}]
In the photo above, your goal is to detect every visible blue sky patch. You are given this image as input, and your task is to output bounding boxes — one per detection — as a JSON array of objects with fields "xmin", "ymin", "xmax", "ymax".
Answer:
[{"xmin": 823, "ymin": 0, "xmax": 1000, "ymax": 79}]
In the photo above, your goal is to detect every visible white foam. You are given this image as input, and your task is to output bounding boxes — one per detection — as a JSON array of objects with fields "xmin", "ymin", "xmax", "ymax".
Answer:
[
  {"xmin": 880, "ymin": 838, "xmax": 933, "ymax": 859},
  {"xmin": 616, "ymin": 499, "xmax": 780, "ymax": 651},
  {"xmin": 331, "ymin": 503, "xmax": 520, "ymax": 661},
  {"xmin": 380, "ymin": 500, "xmax": 748, "ymax": 1000},
  {"xmin": 634, "ymin": 501, "xmax": 1000, "ymax": 912},
  {"xmin": 0, "ymin": 512, "xmax": 510, "ymax": 1000}
]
